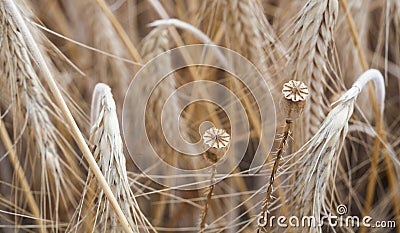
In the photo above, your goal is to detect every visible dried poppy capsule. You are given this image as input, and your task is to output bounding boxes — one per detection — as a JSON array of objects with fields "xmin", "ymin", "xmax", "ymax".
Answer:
[
  {"xmin": 280, "ymin": 80, "xmax": 309, "ymax": 121},
  {"xmin": 202, "ymin": 127, "xmax": 230, "ymax": 163},
  {"xmin": 203, "ymin": 127, "xmax": 230, "ymax": 149}
]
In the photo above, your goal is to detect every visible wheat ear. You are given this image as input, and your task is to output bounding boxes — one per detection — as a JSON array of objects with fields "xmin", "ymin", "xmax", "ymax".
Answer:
[
  {"xmin": 0, "ymin": 2, "xmax": 66, "ymax": 230},
  {"xmin": 87, "ymin": 83, "xmax": 154, "ymax": 232},
  {"xmin": 1, "ymin": 1, "xmax": 133, "ymax": 232},
  {"xmin": 223, "ymin": 0, "xmax": 265, "ymax": 65},
  {"xmin": 289, "ymin": 0, "xmax": 338, "ymax": 139},
  {"xmin": 220, "ymin": 0, "xmax": 273, "ymax": 160}
]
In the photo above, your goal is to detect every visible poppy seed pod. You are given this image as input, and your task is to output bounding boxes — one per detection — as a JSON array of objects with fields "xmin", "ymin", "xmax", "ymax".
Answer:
[
  {"xmin": 280, "ymin": 80, "xmax": 309, "ymax": 121},
  {"xmin": 202, "ymin": 127, "xmax": 230, "ymax": 164}
]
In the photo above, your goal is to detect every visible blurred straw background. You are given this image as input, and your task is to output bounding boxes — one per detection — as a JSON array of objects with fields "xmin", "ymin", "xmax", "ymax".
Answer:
[{"xmin": 0, "ymin": 0, "xmax": 399, "ymax": 232}]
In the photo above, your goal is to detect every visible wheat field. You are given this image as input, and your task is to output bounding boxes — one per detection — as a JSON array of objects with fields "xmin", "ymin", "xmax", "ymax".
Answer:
[{"xmin": 0, "ymin": 0, "xmax": 399, "ymax": 232}]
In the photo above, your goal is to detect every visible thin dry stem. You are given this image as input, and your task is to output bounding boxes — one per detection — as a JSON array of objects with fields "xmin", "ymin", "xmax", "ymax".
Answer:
[
  {"xmin": 199, "ymin": 166, "xmax": 216, "ymax": 233},
  {"xmin": 0, "ymin": 118, "xmax": 42, "ymax": 229},
  {"xmin": 258, "ymin": 120, "xmax": 291, "ymax": 233},
  {"xmin": 94, "ymin": 0, "xmax": 142, "ymax": 63}
]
